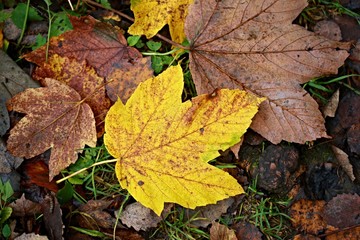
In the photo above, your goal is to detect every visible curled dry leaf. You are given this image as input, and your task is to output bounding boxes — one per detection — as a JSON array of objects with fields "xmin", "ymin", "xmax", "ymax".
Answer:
[
  {"xmin": 7, "ymin": 78, "xmax": 96, "ymax": 180},
  {"xmin": 9, "ymin": 194, "xmax": 42, "ymax": 217},
  {"xmin": 185, "ymin": 197, "xmax": 234, "ymax": 228},
  {"xmin": 210, "ymin": 222, "xmax": 237, "ymax": 240},
  {"xmin": 14, "ymin": 233, "xmax": 48, "ymax": 240},
  {"xmin": 120, "ymin": 202, "xmax": 172, "ymax": 231},
  {"xmin": 323, "ymin": 89, "xmax": 340, "ymax": 118},
  {"xmin": 331, "ymin": 145, "xmax": 355, "ymax": 181},
  {"xmin": 185, "ymin": 0, "xmax": 350, "ymax": 144},
  {"xmin": 104, "ymin": 65, "xmax": 264, "ymax": 215}
]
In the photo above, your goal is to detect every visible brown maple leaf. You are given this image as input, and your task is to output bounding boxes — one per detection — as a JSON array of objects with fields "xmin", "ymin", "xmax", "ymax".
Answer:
[
  {"xmin": 24, "ymin": 15, "xmax": 154, "ymax": 135},
  {"xmin": 7, "ymin": 78, "xmax": 96, "ymax": 180},
  {"xmin": 32, "ymin": 54, "xmax": 111, "ymax": 136},
  {"xmin": 24, "ymin": 15, "xmax": 142, "ymax": 78},
  {"xmin": 185, "ymin": 0, "xmax": 350, "ymax": 144}
]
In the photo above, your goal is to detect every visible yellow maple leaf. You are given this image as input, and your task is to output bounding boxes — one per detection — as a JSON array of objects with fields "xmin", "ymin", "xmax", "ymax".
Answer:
[
  {"xmin": 128, "ymin": 0, "xmax": 193, "ymax": 43},
  {"xmin": 104, "ymin": 65, "xmax": 264, "ymax": 215}
]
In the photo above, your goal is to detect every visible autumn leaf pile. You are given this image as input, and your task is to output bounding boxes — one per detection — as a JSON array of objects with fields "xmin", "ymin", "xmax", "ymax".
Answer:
[{"xmin": 6, "ymin": 0, "xmax": 349, "ymax": 215}]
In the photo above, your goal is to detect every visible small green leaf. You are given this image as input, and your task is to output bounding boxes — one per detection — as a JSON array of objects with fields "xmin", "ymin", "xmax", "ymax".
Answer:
[
  {"xmin": 151, "ymin": 55, "xmax": 163, "ymax": 74},
  {"xmin": 160, "ymin": 55, "xmax": 174, "ymax": 65},
  {"xmin": 0, "ymin": 10, "xmax": 11, "ymax": 22},
  {"xmin": 146, "ymin": 40, "xmax": 162, "ymax": 51},
  {"xmin": 32, "ymin": 34, "xmax": 47, "ymax": 50},
  {"xmin": 100, "ymin": 0, "xmax": 111, "ymax": 9},
  {"xmin": 2, "ymin": 224, "xmax": 11, "ymax": 238},
  {"xmin": 2, "ymin": 181, "xmax": 13, "ymax": 202},
  {"xmin": 127, "ymin": 35, "xmax": 141, "ymax": 47},
  {"xmin": 11, "ymin": 3, "xmax": 43, "ymax": 29},
  {"xmin": 56, "ymin": 181, "xmax": 74, "ymax": 204},
  {"xmin": 50, "ymin": 12, "xmax": 73, "ymax": 37},
  {"xmin": 0, "ymin": 207, "xmax": 12, "ymax": 225},
  {"xmin": 135, "ymin": 39, "xmax": 145, "ymax": 48}
]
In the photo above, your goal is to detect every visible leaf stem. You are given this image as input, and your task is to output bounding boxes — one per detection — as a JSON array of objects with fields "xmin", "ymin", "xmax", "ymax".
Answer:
[
  {"xmin": 83, "ymin": 0, "xmax": 189, "ymax": 50},
  {"xmin": 141, "ymin": 47, "xmax": 183, "ymax": 56},
  {"xmin": 56, "ymin": 158, "xmax": 118, "ymax": 184},
  {"xmin": 17, "ymin": 0, "xmax": 30, "ymax": 47}
]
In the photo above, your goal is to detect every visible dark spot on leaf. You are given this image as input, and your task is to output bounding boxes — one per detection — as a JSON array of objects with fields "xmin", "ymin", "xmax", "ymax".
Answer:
[
  {"xmin": 199, "ymin": 127, "xmax": 204, "ymax": 134},
  {"xmin": 58, "ymin": 41, "xmax": 63, "ymax": 48},
  {"xmin": 26, "ymin": 143, "xmax": 31, "ymax": 148},
  {"xmin": 138, "ymin": 180, "xmax": 144, "ymax": 186}
]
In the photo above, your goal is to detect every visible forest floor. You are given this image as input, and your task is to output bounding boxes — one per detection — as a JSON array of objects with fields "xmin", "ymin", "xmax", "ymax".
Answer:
[{"xmin": 1, "ymin": 0, "xmax": 360, "ymax": 239}]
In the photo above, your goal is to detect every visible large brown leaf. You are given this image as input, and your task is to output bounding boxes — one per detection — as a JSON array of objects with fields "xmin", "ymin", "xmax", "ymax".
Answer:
[
  {"xmin": 7, "ymin": 78, "xmax": 96, "ymax": 180},
  {"xmin": 24, "ymin": 15, "xmax": 143, "ymax": 78},
  {"xmin": 185, "ymin": 0, "xmax": 350, "ymax": 143}
]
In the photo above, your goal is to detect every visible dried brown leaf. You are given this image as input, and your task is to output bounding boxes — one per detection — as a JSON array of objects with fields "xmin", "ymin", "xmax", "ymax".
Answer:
[
  {"xmin": 323, "ymin": 193, "xmax": 360, "ymax": 229},
  {"xmin": 185, "ymin": 0, "xmax": 350, "ymax": 144},
  {"xmin": 7, "ymin": 78, "xmax": 96, "ymax": 180},
  {"xmin": 290, "ymin": 199, "xmax": 327, "ymax": 235},
  {"xmin": 331, "ymin": 145, "xmax": 355, "ymax": 181},
  {"xmin": 120, "ymin": 202, "xmax": 172, "ymax": 231},
  {"xmin": 24, "ymin": 15, "xmax": 142, "ymax": 78},
  {"xmin": 210, "ymin": 222, "xmax": 237, "ymax": 240},
  {"xmin": 323, "ymin": 89, "xmax": 340, "ymax": 118},
  {"xmin": 9, "ymin": 194, "xmax": 42, "ymax": 217}
]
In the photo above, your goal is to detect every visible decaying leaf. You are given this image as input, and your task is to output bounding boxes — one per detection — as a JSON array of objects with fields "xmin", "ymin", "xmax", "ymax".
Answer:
[
  {"xmin": 104, "ymin": 65, "xmax": 264, "ymax": 215},
  {"xmin": 78, "ymin": 200, "xmax": 117, "ymax": 229},
  {"xmin": 106, "ymin": 57, "xmax": 154, "ymax": 103},
  {"xmin": 0, "ymin": 139, "xmax": 23, "ymax": 174},
  {"xmin": 129, "ymin": 0, "xmax": 193, "ymax": 43},
  {"xmin": 120, "ymin": 202, "xmax": 172, "ymax": 231},
  {"xmin": 9, "ymin": 194, "xmax": 42, "ymax": 217},
  {"xmin": 323, "ymin": 193, "xmax": 360, "ymax": 229},
  {"xmin": 331, "ymin": 145, "xmax": 355, "ymax": 181},
  {"xmin": 233, "ymin": 221, "xmax": 263, "ymax": 240},
  {"xmin": 7, "ymin": 78, "xmax": 96, "ymax": 180},
  {"xmin": 323, "ymin": 89, "xmax": 340, "ymax": 118},
  {"xmin": 0, "ymin": 98, "xmax": 10, "ymax": 136},
  {"xmin": 14, "ymin": 233, "xmax": 48, "ymax": 240},
  {"xmin": 24, "ymin": 15, "xmax": 143, "ymax": 78},
  {"xmin": 184, "ymin": 197, "xmax": 234, "ymax": 228},
  {"xmin": 32, "ymin": 54, "xmax": 111, "ymax": 136},
  {"xmin": 185, "ymin": 0, "xmax": 350, "ymax": 144},
  {"xmin": 41, "ymin": 192, "xmax": 63, "ymax": 240},
  {"xmin": 290, "ymin": 199, "xmax": 327, "ymax": 235},
  {"xmin": 210, "ymin": 222, "xmax": 237, "ymax": 240}
]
